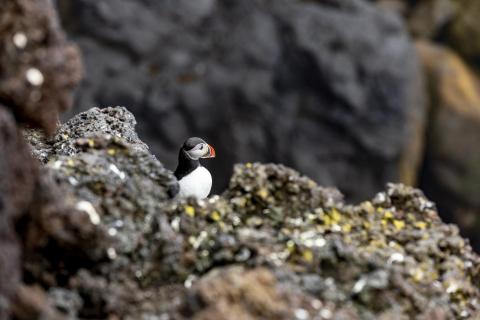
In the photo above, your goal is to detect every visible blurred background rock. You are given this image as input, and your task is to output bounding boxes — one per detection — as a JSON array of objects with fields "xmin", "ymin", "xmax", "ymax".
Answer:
[{"xmin": 56, "ymin": 0, "xmax": 480, "ymax": 249}]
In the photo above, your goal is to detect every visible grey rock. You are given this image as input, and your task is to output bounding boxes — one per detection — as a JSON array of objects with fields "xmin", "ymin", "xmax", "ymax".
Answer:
[{"xmin": 58, "ymin": 0, "xmax": 423, "ymax": 201}]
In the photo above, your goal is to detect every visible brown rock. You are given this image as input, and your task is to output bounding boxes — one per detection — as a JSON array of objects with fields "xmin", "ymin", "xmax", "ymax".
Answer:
[
  {"xmin": 447, "ymin": 0, "xmax": 480, "ymax": 67},
  {"xmin": 10, "ymin": 285, "xmax": 65, "ymax": 320},
  {"xmin": 416, "ymin": 40, "xmax": 480, "ymax": 247},
  {"xmin": 0, "ymin": 105, "xmax": 37, "ymax": 319},
  {"xmin": 0, "ymin": 0, "xmax": 82, "ymax": 134},
  {"xmin": 181, "ymin": 267, "xmax": 309, "ymax": 320},
  {"xmin": 408, "ymin": 0, "xmax": 457, "ymax": 38}
]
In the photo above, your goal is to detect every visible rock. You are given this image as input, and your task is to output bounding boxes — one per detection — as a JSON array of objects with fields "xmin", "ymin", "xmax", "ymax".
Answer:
[
  {"xmin": 23, "ymin": 106, "xmax": 179, "ymax": 318},
  {"xmin": 164, "ymin": 165, "xmax": 480, "ymax": 319},
  {"xmin": 374, "ymin": 0, "xmax": 458, "ymax": 40},
  {"xmin": 22, "ymin": 105, "xmax": 480, "ymax": 319},
  {"xmin": 180, "ymin": 266, "xmax": 312, "ymax": 320},
  {"xmin": 0, "ymin": 0, "xmax": 83, "ymax": 317},
  {"xmin": 446, "ymin": 0, "xmax": 480, "ymax": 68},
  {"xmin": 0, "ymin": 105, "xmax": 37, "ymax": 319},
  {"xmin": 10, "ymin": 285, "xmax": 65, "ymax": 320},
  {"xmin": 0, "ymin": 0, "xmax": 82, "ymax": 134},
  {"xmin": 58, "ymin": 0, "xmax": 423, "ymax": 201},
  {"xmin": 416, "ymin": 41, "xmax": 480, "ymax": 249}
]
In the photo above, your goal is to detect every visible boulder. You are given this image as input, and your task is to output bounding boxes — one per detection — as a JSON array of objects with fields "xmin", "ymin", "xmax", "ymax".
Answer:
[
  {"xmin": 417, "ymin": 41, "xmax": 480, "ymax": 248},
  {"xmin": 24, "ymin": 107, "xmax": 480, "ymax": 318},
  {"xmin": 0, "ymin": 0, "xmax": 82, "ymax": 134},
  {"xmin": 58, "ymin": 0, "xmax": 423, "ymax": 201},
  {"xmin": 0, "ymin": 0, "xmax": 83, "ymax": 317},
  {"xmin": 0, "ymin": 106, "xmax": 36, "ymax": 319},
  {"xmin": 446, "ymin": 0, "xmax": 480, "ymax": 68},
  {"xmin": 375, "ymin": 0, "xmax": 458, "ymax": 39}
]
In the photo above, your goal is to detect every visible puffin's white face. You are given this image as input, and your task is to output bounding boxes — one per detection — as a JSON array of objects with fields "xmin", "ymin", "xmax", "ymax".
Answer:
[{"xmin": 186, "ymin": 142, "xmax": 216, "ymax": 160}]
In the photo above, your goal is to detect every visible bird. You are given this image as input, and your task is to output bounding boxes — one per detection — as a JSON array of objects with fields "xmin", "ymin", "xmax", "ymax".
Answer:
[{"xmin": 174, "ymin": 137, "xmax": 216, "ymax": 199}]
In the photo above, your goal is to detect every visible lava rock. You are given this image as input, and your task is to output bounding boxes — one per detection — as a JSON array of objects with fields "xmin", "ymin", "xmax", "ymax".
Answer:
[
  {"xmin": 0, "ymin": 0, "xmax": 82, "ymax": 134},
  {"xmin": 58, "ymin": 0, "xmax": 423, "ymax": 201}
]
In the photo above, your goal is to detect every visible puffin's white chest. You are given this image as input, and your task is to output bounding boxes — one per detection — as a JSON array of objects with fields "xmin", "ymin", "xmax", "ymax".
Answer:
[{"xmin": 178, "ymin": 166, "xmax": 212, "ymax": 199}]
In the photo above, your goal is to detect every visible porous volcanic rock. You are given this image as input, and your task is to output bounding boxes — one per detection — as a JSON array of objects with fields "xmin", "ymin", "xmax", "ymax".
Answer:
[
  {"xmin": 22, "ymin": 107, "xmax": 480, "ymax": 318},
  {"xmin": 0, "ymin": 0, "xmax": 82, "ymax": 134},
  {"xmin": 58, "ymin": 0, "xmax": 423, "ymax": 201}
]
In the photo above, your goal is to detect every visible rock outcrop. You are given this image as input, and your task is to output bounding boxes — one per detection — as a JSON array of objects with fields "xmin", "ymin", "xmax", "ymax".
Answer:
[
  {"xmin": 417, "ymin": 41, "xmax": 480, "ymax": 251},
  {"xmin": 0, "ymin": 0, "xmax": 82, "ymax": 134},
  {"xmin": 0, "ymin": 106, "xmax": 36, "ymax": 320},
  {"xmin": 0, "ymin": 0, "xmax": 82, "ymax": 317},
  {"xmin": 58, "ymin": 0, "xmax": 423, "ymax": 201},
  {"xmin": 17, "ymin": 106, "xmax": 480, "ymax": 319}
]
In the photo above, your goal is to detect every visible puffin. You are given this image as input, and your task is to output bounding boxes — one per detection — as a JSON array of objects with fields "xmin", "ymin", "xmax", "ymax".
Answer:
[{"xmin": 174, "ymin": 137, "xmax": 216, "ymax": 199}]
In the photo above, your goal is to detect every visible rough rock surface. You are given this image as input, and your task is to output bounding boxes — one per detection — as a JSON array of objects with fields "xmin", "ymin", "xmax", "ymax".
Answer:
[
  {"xmin": 0, "ymin": 0, "xmax": 82, "ymax": 317},
  {"xmin": 0, "ymin": 0, "xmax": 82, "ymax": 134},
  {"xmin": 58, "ymin": 0, "xmax": 422, "ymax": 201},
  {"xmin": 0, "ymin": 105, "xmax": 36, "ymax": 319},
  {"xmin": 417, "ymin": 41, "xmax": 480, "ymax": 249},
  {"xmin": 20, "ymin": 107, "xmax": 480, "ymax": 319}
]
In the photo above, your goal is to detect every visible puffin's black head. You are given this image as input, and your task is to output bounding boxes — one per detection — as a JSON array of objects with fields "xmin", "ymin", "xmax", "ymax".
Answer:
[{"xmin": 182, "ymin": 137, "xmax": 216, "ymax": 160}]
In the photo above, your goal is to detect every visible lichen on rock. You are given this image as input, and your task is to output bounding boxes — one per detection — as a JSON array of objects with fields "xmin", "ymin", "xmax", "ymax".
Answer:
[{"xmin": 21, "ymin": 107, "xmax": 480, "ymax": 318}]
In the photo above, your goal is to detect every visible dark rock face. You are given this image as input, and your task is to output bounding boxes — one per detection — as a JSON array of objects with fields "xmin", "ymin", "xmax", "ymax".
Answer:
[
  {"xmin": 0, "ymin": 0, "xmax": 82, "ymax": 134},
  {"xmin": 58, "ymin": 0, "xmax": 422, "ymax": 200}
]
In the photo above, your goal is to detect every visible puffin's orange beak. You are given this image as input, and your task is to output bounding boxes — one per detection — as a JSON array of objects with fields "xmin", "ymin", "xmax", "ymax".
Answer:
[{"xmin": 202, "ymin": 144, "xmax": 216, "ymax": 158}]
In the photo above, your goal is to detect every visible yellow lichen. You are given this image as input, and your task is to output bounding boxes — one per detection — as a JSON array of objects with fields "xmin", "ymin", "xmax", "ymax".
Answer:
[
  {"xmin": 414, "ymin": 221, "xmax": 427, "ymax": 230},
  {"xmin": 184, "ymin": 205, "xmax": 195, "ymax": 217},
  {"xmin": 67, "ymin": 159, "xmax": 75, "ymax": 167},
  {"xmin": 342, "ymin": 224, "xmax": 352, "ymax": 233},
  {"xmin": 256, "ymin": 188, "xmax": 269, "ymax": 199},
  {"xmin": 302, "ymin": 249, "xmax": 314, "ymax": 262},
  {"xmin": 107, "ymin": 148, "xmax": 116, "ymax": 156},
  {"xmin": 330, "ymin": 208, "xmax": 342, "ymax": 223},
  {"xmin": 393, "ymin": 220, "xmax": 405, "ymax": 231},
  {"xmin": 246, "ymin": 162, "xmax": 253, "ymax": 168},
  {"xmin": 210, "ymin": 211, "xmax": 221, "ymax": 221},
  {"xmin": 383, "ymin": 211, "xmax": 394, "ymax": 219},
  {"xmin": 88, "ymin": 139, "xmax": 95, "ymax": 148}
]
